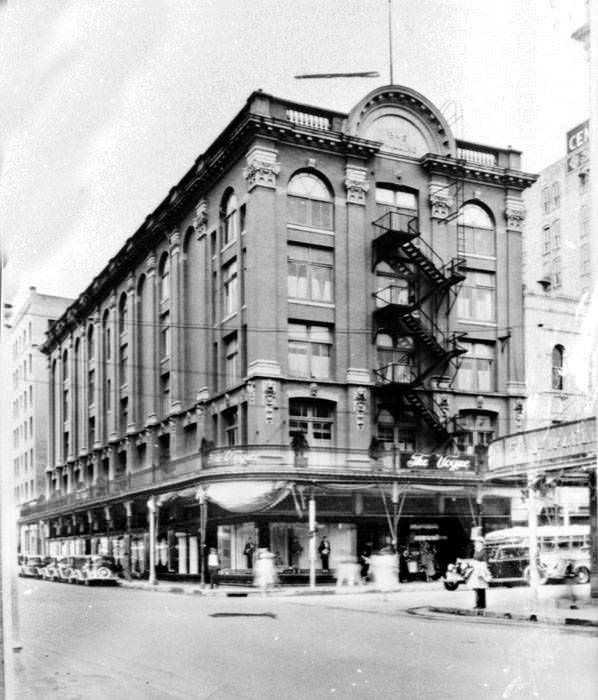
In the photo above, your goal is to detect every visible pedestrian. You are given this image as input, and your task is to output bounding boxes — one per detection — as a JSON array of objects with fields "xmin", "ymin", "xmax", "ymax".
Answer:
[
  {"xmin": 290, "ymin": 535, "xmax": 303, "ymax": 572},
  {"xmin": 318, "ymin": 536, "xmax": 331, "ymax": 572},
  {"xmin": 398, "ymin": 546, "xmax": 410, "ymax": 583},
  {"xmin": 420, "ymin": 542, "xmax": 437, "ymax": 582},
  {"xmin": 243, "ymin": 538, "xmax": 256, "ymax": 570},
  {"xmin": 560, "ymin": 555, "xmax": 579, "ymax": 609},
  {"xmin": 359, "ymin": 542, "xmax": 372, "ymax": 582},
  {"xmin": 469, "ymin": 538, "xmax": 491, "ymax": 610},
  {"xmin": 207, "ymin": 547, "xmax": 220, "ymax": 589},
  {"xmin": 254, "ymin": 547, "xmax": 277, "ymax": 595}
]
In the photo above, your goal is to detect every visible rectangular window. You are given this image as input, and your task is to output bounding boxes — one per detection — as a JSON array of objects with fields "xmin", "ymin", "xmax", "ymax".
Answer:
[
  {"xmin": 288, "ymin": 245, "xmax": 334, "ymax": 302},
  {"xmin": 224, "ymin": 334, "xmax": 239, "ymax": 387},
  {"xmin": 542, "ymin": 225, "xmax": 551, "ymax": 255},
  {"xmin": 551, "ymin": 182, "xmax": 560, "ymax": 209},
  {"xmin": 88, "ymin": 417, "xmax": 95, "ymax": 447},
  {"xmin": 63, "ymin": 389, "xmax": 69, "ymax": 418},
  {"xmin": 160, "ymin": 373, "xmax": 170, "ymax": 416},
  {"xmin": 457, "ymin": 272, "xmax": 495, "ymax": 323},
  {"xmin": 119, "ymin": 344, "xmax": 128, "ymax": 385},
  {"xmin": 120, "ymin": 397, "xmax": 128, "ymax": 435},
  {"xmin": 223, "ymin": 260, "xmax": 238, "ymax": 316},
  {"xmin": 553, "ymin": 258, "xmax": 561, "ymax": 288},
  {"xmin": 541, "ymin": 186, "xmax": 551, "ymax": 214},
  {"xmin": 106, "ymin": 378, "xmax": 111, "ymax": 412},
  {"xmin": 288, "ymin": 197, "xmax": 333, "ymax": 230},
  {"xmin": 552, "ymin": 220, "xmax": 560, "ymax": 250},
  {"xmin": 160, "ymin": 312, "xmax": 170, "ymax": 358},
  {"xmin": 459, "ymin": 227, "xmax": 495, "ymax": 257},
  {"xmin": 457, "ymin": 342, "xmax": 496, "ymax": 392},
  {"xmin": 222, "ymin": 407, "xmax": 239, "ymax": 446},
  {"xmin": 288, "ymin": 323, "xmax": 332, "ymax": 379}
]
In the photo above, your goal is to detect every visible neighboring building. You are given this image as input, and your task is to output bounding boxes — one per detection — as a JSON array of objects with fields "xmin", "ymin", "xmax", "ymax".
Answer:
[
  {"xmin": 19, "ymin": 85, "xmax": 535, "ymax": 578},
  {"xmin": 9, "ymin": 287, "xmax": 72, "ymax": 551},
  {"xmin": 522, "ymin": 120, "xmax": 591, "ymax": 431}
]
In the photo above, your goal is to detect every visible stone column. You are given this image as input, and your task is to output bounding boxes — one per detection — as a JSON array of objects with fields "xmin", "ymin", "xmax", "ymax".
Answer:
[
  {"xmin": 125, "ymin": 273, "xmax": 137, "ymax": 432},
  {"xmin": 108, "ymin": 292, "xmax": 119, "ymax": 442},
  {"xmin": 144, "ymin": 255, "xmax": 158, "ymax": 426},
  {"xmin": 90, "ymin": 310, "xmax": 102, "ymax": 444},
  {"xmin": 176, "ymin": 532, "xmax": 188, "ymax": 575},
  {"xmin": 188, "ymin": 536, "xmax": 199, "ymax": 575},
  {"xmin": 169, "ymin": 230, "xmax": 183, "ymax": 414},
  {"xmin": 504, "ymin": 196, "xmax": 527, "ymax": 407}
]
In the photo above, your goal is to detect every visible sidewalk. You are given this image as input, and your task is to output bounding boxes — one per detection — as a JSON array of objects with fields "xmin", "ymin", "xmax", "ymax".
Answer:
[
  {"xmin": 118, "ymin": 578, "xmax": 598, "ymax": 628},
  {"xmin": 419, "ymin": 585, "xmax": 598, "ymax": 629}
]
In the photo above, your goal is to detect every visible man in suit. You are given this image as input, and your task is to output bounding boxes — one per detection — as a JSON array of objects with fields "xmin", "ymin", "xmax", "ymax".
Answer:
[{"xmin": 318, "ymin": 536, "xmax": 331, "ymax": 572}]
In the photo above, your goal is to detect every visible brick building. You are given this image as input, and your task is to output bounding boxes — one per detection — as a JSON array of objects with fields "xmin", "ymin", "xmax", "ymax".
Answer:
[{"xmin": 19, "ymin": 85, "xmax": 535, "ymax": 580}]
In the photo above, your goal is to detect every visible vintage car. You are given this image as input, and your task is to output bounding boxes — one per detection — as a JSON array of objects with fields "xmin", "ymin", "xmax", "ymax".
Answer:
[
  {"xmin": 20, "ymin": 555, "xmax": 45, "ymax": 578},
  {"xmin": 539, "ymin": 549, "xmax": 591, "ymax": 585},
  {"xmin": 66, "ymin": 556, "xmax": 91, "ymax": 584},
  {"xmin": 77, "ymin": 555, "xmax": 120, "ymax": 585},
  {"xmin": 39, "ymin": 557, "xmax": 59, "ymax": 581}
]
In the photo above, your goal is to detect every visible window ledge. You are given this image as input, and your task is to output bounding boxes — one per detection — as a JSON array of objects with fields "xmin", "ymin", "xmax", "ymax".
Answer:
[{"xmin": 288, "ymin": 299, "xmax": 335, "ymax": 308}]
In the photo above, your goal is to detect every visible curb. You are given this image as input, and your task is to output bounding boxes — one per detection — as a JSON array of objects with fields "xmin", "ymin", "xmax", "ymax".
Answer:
[
  {"xmin": 423, "ymin": 605, "xmax": 598, "ymax": 629},
  {"xmin": 118, "ymin": 581, "xmax": 443, "ymax": 598}
]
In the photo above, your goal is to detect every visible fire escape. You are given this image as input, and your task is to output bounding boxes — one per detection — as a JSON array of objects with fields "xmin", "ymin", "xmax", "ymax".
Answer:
[{"xmin": 372, "ymin": 209, "xmax": 467, "ymax": 447}]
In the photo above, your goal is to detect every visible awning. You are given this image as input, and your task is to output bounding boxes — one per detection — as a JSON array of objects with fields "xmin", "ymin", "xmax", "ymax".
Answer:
[{"xmin": 203, "ymin": 481, "xmax": 291, "ymax": 513}]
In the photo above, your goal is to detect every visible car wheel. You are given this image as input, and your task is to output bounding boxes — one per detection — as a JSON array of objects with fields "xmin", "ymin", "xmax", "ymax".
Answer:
[
  {"xmin": 443, "ymin": 581, "xmax": 459, "ymax": 591},
  {"xmin": 575, "ymin": 567, "xmax": 590, "ymax": 585}
]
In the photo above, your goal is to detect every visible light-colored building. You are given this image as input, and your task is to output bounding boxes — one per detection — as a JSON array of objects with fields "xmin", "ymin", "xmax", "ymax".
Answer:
[{"xmin": 9, "ymin": 287, "xmax": 72, "ymax": 545}]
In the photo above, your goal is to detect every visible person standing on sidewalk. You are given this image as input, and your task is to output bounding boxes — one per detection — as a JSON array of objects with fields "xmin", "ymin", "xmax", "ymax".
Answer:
[
  {"xmin": 318, "ymin": 536, "xmax": 331, "ymax": 572},
  {"xmin": 469, "ymin": 538, "xmax": 491, "ymax": 610},
  {"xmin": 207, "ymin": 548, "xmax": 220, "ymax": 589}
]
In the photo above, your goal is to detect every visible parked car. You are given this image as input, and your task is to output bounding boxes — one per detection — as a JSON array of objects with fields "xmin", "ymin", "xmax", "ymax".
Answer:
[
  {"xmin": 54, "ymin": 556, "xmax": 78, "ymax": 582},
  {"xmin": 79, "ymin": 555, "xmax": 119, "ymax": 586},
  {"xmin": 540, "ymin": 549, "xmax": 591, "ymax": 585},
  {"xmin": 487, "ymin": 545, "xmax": 549, "ymax": 585},
  {"xmin": 20, "ymin": 555, "xmax": 44, "ymax": 578},
  {"xmin": 35, "ymin": 557, "xmax": 54, "ymax": 578},
  {"xmin": 39, "ymin": 557, "xmax": 59, "ymax": 581},
  {"xmin": 67, "ymin": 556, "xmax": 93, "ymax": 584}
]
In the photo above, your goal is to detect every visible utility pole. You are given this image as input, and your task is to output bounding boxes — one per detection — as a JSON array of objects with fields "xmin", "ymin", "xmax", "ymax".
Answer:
[{"xmin": 308, "ymin": 494, "xmax": 316, "ymax": 589}]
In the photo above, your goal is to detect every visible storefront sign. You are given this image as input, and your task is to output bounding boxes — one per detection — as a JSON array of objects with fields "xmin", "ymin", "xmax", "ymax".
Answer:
[
  {"xmin": 402, "ymin": 453, "xmax": 475, "ymax": 472},
  {"xmin": 487, "ymin": 417, "xmax": 596, "ymax": 473},
  {"xmin": 566, "ymin": 119, "xmax": 589, "ymax": 172}
]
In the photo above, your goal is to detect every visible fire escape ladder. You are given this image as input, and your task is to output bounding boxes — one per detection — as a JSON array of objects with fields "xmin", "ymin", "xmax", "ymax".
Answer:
[{"xmin": 403, "ymin": 389, "xmax": 452, "ymax": 442}]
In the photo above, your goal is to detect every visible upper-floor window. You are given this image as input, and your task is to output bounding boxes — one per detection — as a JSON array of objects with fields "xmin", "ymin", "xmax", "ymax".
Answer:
[
  {"xmin": 119, "ymin": 343, "xmax": 128, "ymax": 386},
  {"xmin": 552, "ymin": 220, "xmax": 561, "ymax": 250},
  {"xmin": 287, "ymin": 244, "xmax": 334, "ymax": 302},
  {"xmin": 221, "ymin": 190, "xmax": 239, "ymax": 247},
  {"xmin": 374, "ymin": 261, "xmax": 413, "ymax": 308},
  {"xmin": 375, "ymin": 186, "xmax": 417, "ymax": 213},
  {"xmin": 543, "ymin": 225, "xmax": 551, "ymax": 255},
  {"xmin": 103, "ymin": 311, "xmax": 111, "ymax": 362},
  {"xmin": 62, "ymin": 350, "xmax": 68, "ymax": 380},
  {"xmin": 542, "ymin": 186, "xmax": 551, "ymax": 214},
  {"xmin": 288, "ymin": 323, "xmax": 332, "ymax": 379},
  {"xmin": 222, "ymin": 407, "xmax": 239, "ymax": 446},
  {"xmin": 223, "ymin": 259, "xmax": 238, "ymax": 316},
  {"xmin": 376, "ymin": 334, "xmax": 416, "ymax": 384},
  {"xmin": 159, "ymin": 254, "xmax": 170, "ymax": 303},
  {"xmin": 159, "ymin": 311, "xmax": 170, "ymax": 359},
  {"xmin": 551, "ymin": 182, "xmax": 561, "ymax": 210},
  {"xmin": 457, "ymin": 411, "xmax": 496, "ymax": 455},
  {"xmin": 287, "ymin": 172, "xmax": 333, "ymax": 230},
  {"xmin": 457, "ymin": 203, "xmax": 495, "ymax": 257},
  {"xmin": 118, "ymin": 293, "xmax": 127, "ymax": 335},
  {"xmin": 457, "ymin": 342, "xmax": 496, "ymax": 392},
  {"xmin": 457, "ymin": 271, "xmax": 495, "ymax": 323},
  {"xmin": 552, "ymin": 345, "xmax": 564, "ymax": 390},
  {"xmin": 87, "ymin": 325, "xmax": 95, "ymax": 361},
  {"xmin": 376, "ymin": 409, "xmax": 416, "ymax": 452},
  {"xmin": 224, "ymin": 333, "xmax": 239, "ymax": 387},
  {"xmin": 289, "ymin": 399, "xmax": 334, "ymax": 447}
]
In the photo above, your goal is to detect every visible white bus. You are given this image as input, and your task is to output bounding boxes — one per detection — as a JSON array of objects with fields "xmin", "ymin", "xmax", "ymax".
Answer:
[{"xmin": 484, "ymin": 525, "xmax": 591, "ymax": 584}]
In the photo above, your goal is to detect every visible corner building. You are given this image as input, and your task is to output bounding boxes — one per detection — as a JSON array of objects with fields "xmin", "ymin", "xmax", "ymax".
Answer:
[{"xmin": 21, "ymin": 86, "xmax": 536, "ymax": 580}]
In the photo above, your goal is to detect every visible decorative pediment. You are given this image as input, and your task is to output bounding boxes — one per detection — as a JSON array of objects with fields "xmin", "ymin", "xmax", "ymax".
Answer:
[{"xmin": 345, "ymin": 85, "xmax": 456, "ymax": 158}]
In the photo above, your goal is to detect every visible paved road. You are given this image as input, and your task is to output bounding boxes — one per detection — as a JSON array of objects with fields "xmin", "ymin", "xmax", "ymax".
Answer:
[{"xmin": 14, "ymin": 579, "xmax": 598, "ymax": 699}]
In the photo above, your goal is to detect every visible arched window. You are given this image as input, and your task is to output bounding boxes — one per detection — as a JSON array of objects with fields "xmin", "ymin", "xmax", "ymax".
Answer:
[
  {"xmin": 457, "ymin": 203, "xmax": 495, "ymax": 257},
  {"xmin": 287, "ymin": 172, "xmax": 333, "ymax": 229},
  {"xmin": 118, "ymin": 293, "xmax": 128, "ymax": 335},
  {"xmin": 552, "ymin": 345, "xmax": 564, "ymax": 390},
  {"xmin": 159, "ymin": 254, "xmax": 170, "ymax": 303},
  {"xmin": 221, "ymin": 190, "xmax": 239, "ymax": 247}
]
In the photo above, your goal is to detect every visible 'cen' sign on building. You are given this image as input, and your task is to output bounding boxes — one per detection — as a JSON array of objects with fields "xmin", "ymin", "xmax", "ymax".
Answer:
[
  {"xmin": 566, "ymin": 119, "xmax": 589, "ymax": 173},
  {"xmin": 487, "ymin": 417, "xmax": 596, "ymax": 475}
]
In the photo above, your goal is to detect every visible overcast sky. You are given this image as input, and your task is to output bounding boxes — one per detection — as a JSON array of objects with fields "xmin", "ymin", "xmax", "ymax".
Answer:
[{"xmin": 0, "ymin": 0, "xmax": 589, "ymax": 308}]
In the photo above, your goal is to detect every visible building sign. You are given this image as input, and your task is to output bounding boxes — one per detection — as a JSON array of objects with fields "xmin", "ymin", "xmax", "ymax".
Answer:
[
  {"xmin": 366, "ymin": 115, "xmax": 430, "ymax": 157},
  {"xmin": 487, "ymin": 417, "xmax": 596, "ymax": 473},
  {"xmin": 566, "ymin": 120, "xmax": 589, "ymax": 173},
  {"xmin": 400, "ymin": 453, "xmax": 475, "ymax": 472}
]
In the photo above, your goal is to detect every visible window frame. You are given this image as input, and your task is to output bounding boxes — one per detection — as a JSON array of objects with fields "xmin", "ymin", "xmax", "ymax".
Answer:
[{"xmin": 288, "ymin": 323, "xmax": 333, "ymax": 379}]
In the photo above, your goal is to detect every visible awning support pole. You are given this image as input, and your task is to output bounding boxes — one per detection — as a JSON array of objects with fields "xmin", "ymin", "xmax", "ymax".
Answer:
[{"xmin": 308, "ymin": 494, "xmax": 316, "ymax": 589}]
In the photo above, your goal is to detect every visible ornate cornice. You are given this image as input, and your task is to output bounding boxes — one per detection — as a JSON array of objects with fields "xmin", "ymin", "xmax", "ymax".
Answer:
[{"xmin": 421, "ymin": 154, "xmax": 538, "ymax": 191}]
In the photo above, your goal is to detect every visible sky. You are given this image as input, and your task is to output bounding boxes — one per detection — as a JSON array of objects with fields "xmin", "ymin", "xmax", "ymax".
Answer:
[{"xmin": 0, "ymin": 0, "xmax": 589, "ymax": 308}]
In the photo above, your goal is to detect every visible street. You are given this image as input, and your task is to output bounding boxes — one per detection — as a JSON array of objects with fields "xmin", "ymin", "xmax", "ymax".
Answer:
[{"xmin": 14, "ymin": 579, "xmax": 598, "ymax": 699}]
